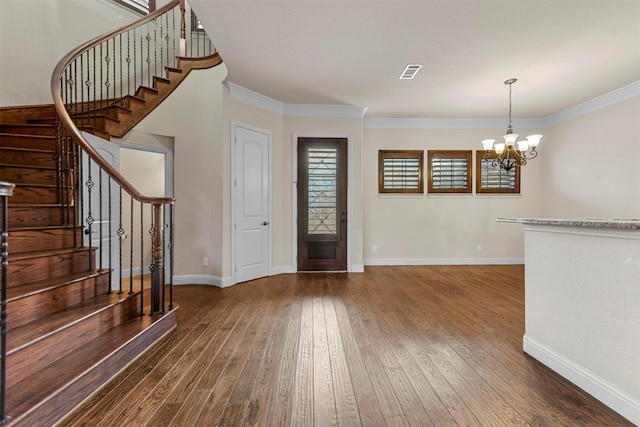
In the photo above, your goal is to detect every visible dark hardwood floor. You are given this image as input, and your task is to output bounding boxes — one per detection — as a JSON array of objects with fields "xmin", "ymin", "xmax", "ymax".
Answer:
[{"xmin": 58, "ymin": 265, "xmax": 633, "ymax": 426}]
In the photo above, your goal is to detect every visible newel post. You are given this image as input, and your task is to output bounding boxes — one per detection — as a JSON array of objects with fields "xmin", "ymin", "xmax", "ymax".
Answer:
[{"xmin": 150, "ymin": 203, "xmax": 164, "ymax": 314}]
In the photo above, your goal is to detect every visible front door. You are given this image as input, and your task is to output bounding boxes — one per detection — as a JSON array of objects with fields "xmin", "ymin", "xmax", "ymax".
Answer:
[
  {"xmin": 297, "ymin": 137, "xmax": 347, "ymax": 271},
  {"xmin": 234, "ymin": 124, "xmax": 271, "ymax": 283}
]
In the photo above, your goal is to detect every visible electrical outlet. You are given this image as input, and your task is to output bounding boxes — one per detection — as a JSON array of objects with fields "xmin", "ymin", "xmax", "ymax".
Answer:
[
  {"xmin": 476, "ymin": 244, "xmax": 482, "ymax": 252},
  {"xmin": 372, "ymin": 245, "xmax": 378, "ymax": 253},
  {"xmin": 203, "ymin": 257, "xmax": 209, "ymax": 267}
]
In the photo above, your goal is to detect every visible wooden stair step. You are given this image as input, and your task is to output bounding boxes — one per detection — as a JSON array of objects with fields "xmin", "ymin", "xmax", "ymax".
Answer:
[
  {"xmin": 8, "ymin": 225, "xmax": 82, "ymax": 253},
  {"xmin": 0, "ymin": 164, "xmax": 57, "ymax": 186},
  {"xmin": 7, "ymin": 291, "xmax": 138, "ymax": 353},
  {"xmin": 7, "ymin": 270, "xmax": 111, "ymax": 330},
  {"xmin": 7, "ymin": 204, "xmax": 65, "ymax": 228},
  {"xmin": 6, "ymin": 307, "xmax": 177, "ymax": 427},
  {"xmin": 7, "ymin": 247, "xmax": 96, "ymax": 287},
  {"xmin": 135, "ymin": 86, "xmax": 159, "ymax": 99},
  {"xmin": 0, "ymin": 146, "xmax": 56, "ymax": 168},
  {"xmin": 6, "ymin": 293, "xmax": 140, "ymax": 390},
  {"xmin": 0, "ymin": 133, "xmax": 56, "ymax": 150},
  {"xmin": 0, "ymin": 123, "xmax": 56, "ymax": 136},
  {"xmin": 10, "ymin": 183, "xmax": 59, "ymax": 204}
]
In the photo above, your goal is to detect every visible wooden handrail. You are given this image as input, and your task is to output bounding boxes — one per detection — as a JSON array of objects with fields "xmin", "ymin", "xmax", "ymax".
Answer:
[{"xmin": 50, "ymin": 0, "xmax": 182, "ymax": 205}]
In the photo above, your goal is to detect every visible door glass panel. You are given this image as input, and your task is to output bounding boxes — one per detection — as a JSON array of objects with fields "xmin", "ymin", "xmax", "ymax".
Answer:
[{"xmin": 307, "ymin": 147, "xmax": 337, "ymax": 235}]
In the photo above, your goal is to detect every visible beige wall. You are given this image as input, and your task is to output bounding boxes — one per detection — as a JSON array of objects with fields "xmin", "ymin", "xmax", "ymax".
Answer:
[
  {"xmin": 0, "ymin": 0, "xmax": 139, "ymax": 106},
  {"xmin": 363, "ymin": 127, "xmax": 544, "ymax": 263},
  {"xmin": 134, "ymin": 64, "xmax": 229, "ymax": 278},
  {"xmin": 541, "ymin": 96, "xmax": 640, "ymax": 217}
]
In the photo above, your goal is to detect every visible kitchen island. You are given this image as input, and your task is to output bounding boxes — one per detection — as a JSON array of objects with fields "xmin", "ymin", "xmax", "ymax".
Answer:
[{"xmin": 498, "ymin": 218, "xmax": 640, "ymax": 425}]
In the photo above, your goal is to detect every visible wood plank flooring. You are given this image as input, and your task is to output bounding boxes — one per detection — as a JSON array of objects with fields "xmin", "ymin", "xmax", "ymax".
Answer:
[{"xmin": 58, "ymin": 265, "xmax": 633, "ymax": 426}]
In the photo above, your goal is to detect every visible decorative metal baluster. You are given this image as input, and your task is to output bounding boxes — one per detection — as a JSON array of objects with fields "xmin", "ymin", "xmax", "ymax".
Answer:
[
  {"xmin": 78, "ymin": 147, "xmax": 84, "ymax": 250},
  {"xmin": 140, "ymin": 201, "xmax": 144, "ymax": 315},
  {"xmin": 119, "ymin": 34, "xmax": 123, "ymax": 100},
  {"xmin": 92, "ymin": 47, "xmax": 97, "ymax": 129},
  {"xmin": 98, "ymin": 167, "xmax": 103, "ymax": 272},
  {"xmin": 99, "ymin": 44, "xmax": 104, "ymax": 111},
  {"xmin": 133, "ymin": 27, "xmax": 137, "ymax": 92},
  {"xmin": 126, "ymin": 30, "xmax": 131, "ymax": 95},
  {"xmin": 80, "ymin": 54, "xmax": 84, "ymax": 131},
  {"xmin": 108, "ymin": 176, "xmax": 112, "ymax": 293},
  {"xmin": 160, "ymin": 16, "xmax": 164, "ymax": 72},
  {"xmin": 129, "ymin": 195, "xmax": 134, "ymax": 295},
  {"xmin": 154, "ymin": 21, "xmax": 158, "ymax": 78},
  {"xmin": 86, "ymin": 159, "xmax": 94, "ymax": 271},
  {"xmin": 146, "ymin": 26, "xmax": 151, "ymax": 88},
  {"xmin": 169, "ymin": 204, "xmax": 173, "ymax": 310},
  {"xmin": 105, "ymin": 41, "xmax": 111, "ymax": 111},
  {"xmin": 112, "ymin": 37, "xmax": 117, "ymax": 104},
  {"xmin": 172, "ymin": 7, "xmax": 177, "ymax": 62},
  {"xmin": 0, "ymin": 181, "xmax": 15, "ymax": 425},
  {"xmin": 117, "ymin": 188, "xmax": 124, "ymax": 294},
  {"xmin": 162, "ymin": 205, "xmax": 166, "ymax": 313}
]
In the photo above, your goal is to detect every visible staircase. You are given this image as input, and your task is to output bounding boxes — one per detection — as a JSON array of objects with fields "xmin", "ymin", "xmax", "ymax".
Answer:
[
  {"xmin": 0, "ymin": 2, "xmax": 223, "ymax": 422},
  {"xmin": 0, "ymin": 110, "xmax": 178, "ymax": 426}
]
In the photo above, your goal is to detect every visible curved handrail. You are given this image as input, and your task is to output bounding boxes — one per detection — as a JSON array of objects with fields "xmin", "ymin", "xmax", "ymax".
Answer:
[{"xmin": 51, "ymin": 0, "xmax": 181, "ymax": 205}]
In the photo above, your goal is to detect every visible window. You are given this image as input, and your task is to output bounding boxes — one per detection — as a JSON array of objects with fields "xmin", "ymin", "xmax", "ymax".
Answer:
[
  {"xmin": 476, "ymin": 155, "xmax": 521, "ymax": 194},
  {"xmin": 427, "ymin": 150, "xmax": 472, "ymax": 193},
  {"xmin": 378, "ymin": 150, "xmax": 424, "ymax": 194}
]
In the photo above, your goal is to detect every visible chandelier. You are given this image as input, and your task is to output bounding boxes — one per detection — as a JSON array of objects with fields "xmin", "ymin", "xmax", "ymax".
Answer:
[{"xmin": 481, "ymin": 78, "xmax": 542, "ymax": 171}]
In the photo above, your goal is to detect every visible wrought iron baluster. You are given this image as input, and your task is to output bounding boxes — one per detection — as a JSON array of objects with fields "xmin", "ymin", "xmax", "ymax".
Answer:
[
  {"xmin": 169, "ymin": 204, "xmax": 173, "ymax": 310},
  {"xmin": 112, "ymin": 37, "xmax": 116, "ymax": 104},
  {"xmin": 140, "ymin": 201, "xmax": 144, "ymax": 315},
  {"xmin": 117, "ymin": 188, "xmax": 124, "ymax": 294},
  {"xmin": 98, "ymin": 167, "xmax": 103, "ymax": 272},
  {"xmin": 108, "ymin": 176, "xmax": 112, "ymax": 293},
  {"xmin": 119, "ymin": 34, "xmax": 123, "ymax": 99},
  {"xmin": 86, "ymin": 159, "xmax": 94, "ymax": 271},
  {"xmin": 129, "ymin": 195, "xmax": 134, "ymax": 295}
]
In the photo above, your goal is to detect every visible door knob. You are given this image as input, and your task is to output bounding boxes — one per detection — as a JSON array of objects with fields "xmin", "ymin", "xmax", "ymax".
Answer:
[{"xmin": 261, "ymin": 221, "xmax": 269, "ymax": 226}]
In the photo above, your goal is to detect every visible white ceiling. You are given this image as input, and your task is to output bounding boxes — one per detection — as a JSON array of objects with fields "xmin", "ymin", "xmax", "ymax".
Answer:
[{"xmin": 190, "ymin": 0, "xmax": 640, "ymax": 119}]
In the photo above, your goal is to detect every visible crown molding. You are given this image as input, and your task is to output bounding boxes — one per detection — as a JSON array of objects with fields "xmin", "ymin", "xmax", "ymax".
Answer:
[
  {"xmin": 284, "ymin": 104, "xmax": 368, "ymax": 118},
  {"xmin": 363, "ymin": 117, "xmax": 545, "ymax": 129},
  {"xmin": 226, "ymin": 82, "xmax": 284, "ymax": 115},
  {"xmin": 227, "ymin": 80, "xmax": 639, "ymax": 128},
  {"xmin": 542, "ymin": 80, "xmax": 640, "ymax": 127}
]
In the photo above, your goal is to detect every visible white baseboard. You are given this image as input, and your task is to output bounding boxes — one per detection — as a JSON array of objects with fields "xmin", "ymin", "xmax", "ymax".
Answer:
[
  {"xmin": 363, "ymin": 257, "xmax": 524, "ymax": 266},
  {"xmin": 172, "ymin": 274, "xmax": 234, "ymax": 288},
  {"xmin": 523, "ymin": 335, "xmax": 639, "ymax": 425}
]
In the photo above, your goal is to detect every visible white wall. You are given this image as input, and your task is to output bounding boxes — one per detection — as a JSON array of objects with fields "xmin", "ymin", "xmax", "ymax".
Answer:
[
  {"xmin": 363, "ymin": 127, "xmax": 543, "ymax": 263},
  {"xmin": 541, "ymin": 96, "xmax": 640, "ymax": 218},
  {"xmin": 0, "ymin": 0, "xmax": 139, "ymax": 106}
]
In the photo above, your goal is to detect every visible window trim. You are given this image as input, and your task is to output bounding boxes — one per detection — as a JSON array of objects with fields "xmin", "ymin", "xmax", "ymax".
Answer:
[
  {"xmin": 378, "ymin": 150, "xmax": 424, "ymax": 194},
  {"xmin": 475, "ymin": 154, "xmax": 521, "ymax": 194},
  {"xmin": 427, "ymin": 150, "xmax": 472, "ymax": 194}
]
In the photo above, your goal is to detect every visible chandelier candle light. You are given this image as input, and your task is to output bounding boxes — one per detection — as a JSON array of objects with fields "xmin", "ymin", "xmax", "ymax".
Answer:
[{"xmin": 481, "ymin": 78, "xmax": 542, "ymax": 171}]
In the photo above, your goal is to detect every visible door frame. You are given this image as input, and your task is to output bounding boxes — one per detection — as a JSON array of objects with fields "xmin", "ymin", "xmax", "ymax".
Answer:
[
  {"xmin": 231, "ymin": 121, "xmax": 273, "ymax": 285},
  {"xmin": 292, "ymin": 133, "xmax": 352, "ymax": 272},
  {"xmin": 119, "ymin": 141, "xmax": 173, "ymax": 283}
]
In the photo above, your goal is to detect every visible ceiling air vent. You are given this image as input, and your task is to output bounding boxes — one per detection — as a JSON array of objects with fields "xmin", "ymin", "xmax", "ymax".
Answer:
[{"xmin": 399, "ymin": 64, "xmax": 422, "ymax": 80}]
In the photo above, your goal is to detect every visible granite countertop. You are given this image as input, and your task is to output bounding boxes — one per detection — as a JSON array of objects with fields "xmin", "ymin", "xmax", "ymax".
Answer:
[{"xmin": 496, "ymin": 217, "xmax": 640, "ymax": 230}]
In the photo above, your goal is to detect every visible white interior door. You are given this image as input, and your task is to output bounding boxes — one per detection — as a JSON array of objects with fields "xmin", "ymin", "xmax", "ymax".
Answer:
[
  {"xmin": 81, "ymin": 133, "xmax": 120, "ymax": 290},
  {"xmin": 234, "ymin": 124, "xmax": 270, "ymax": 283}
]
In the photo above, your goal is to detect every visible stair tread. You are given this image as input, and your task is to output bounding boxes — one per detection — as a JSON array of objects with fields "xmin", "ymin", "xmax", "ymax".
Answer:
[
  {"xmin": 9, "ymin": 224, "xmax": 76, "ymax": 232},
  {"xmin": 11, "ymin": 182, "xmax": 58, "ymax": 188},
  {"xmin": 0, "ymin": 163, "xmax": 57, "ymax": 170},
  {"xmin": 7, "ymin": 291, "xmax": 139, "ymax": 352},
  {"xmin": 10, "ymin": 246, "xmax": 93, "ymax": 261},
  {"xmin": 0, "ymin": 132, "xmax": 55, "ymax": 139},
  {"xmin": 7, "ymin": 269, "xmax": 108, "ymax": 302},
  {"xmin": 0, "ymin": 146, "xmax": 55, "ymax": 153},
  {"xmin": 6, "ymin": 309, "xmax": 161, "ymax": 415}
]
